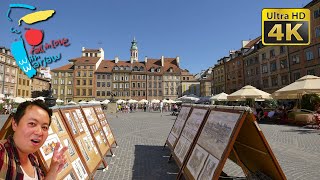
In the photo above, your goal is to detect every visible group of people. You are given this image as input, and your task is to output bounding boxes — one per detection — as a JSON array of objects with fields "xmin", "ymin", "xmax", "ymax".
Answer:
[
  {"xmin": 0, "ymin": 100, "xmax": 67, "ymax": 179},
  {"xmin": 2, "ymin": 103, "xmax": 12, "ymax": 115}
]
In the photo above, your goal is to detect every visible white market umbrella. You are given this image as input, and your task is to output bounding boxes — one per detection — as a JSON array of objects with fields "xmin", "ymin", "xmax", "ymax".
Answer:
[
  {"xmin": 56, "ymin": 99, "xmax": 64, "ymax": 103},
  {"xmin": 168, "ymin": 99, "xmax": 176, "ymax": 104},
  {"xmin": 102, "ymin": 99, "xmax": 110, "ymax": 104},
  {"xmin": 116, "ymin": 99, "xmax": 125, "ymax": 104},
  {"xmin": 227, "ymin": 85, "xmax": 272, "ymax": 101},
  {"xmin": 13, "ymin": 97, "xmax": 26, "ymax": 103},
  {"xmin": 151, "ymin": 99, "xmax": 160, "ymax": 103},
  {"xmin": 138, "ymin": 99, "xmax": 148, "ymax": 104},
  {"xmin": 0, "ymin": 94, "xmax": 5, "ymax": 98},
  {"xmin": 272, "ymin": 75, "xmax": 320, "ymax": 99},
  {"xmin": 35, "ymin": 96, "xmax": 45, "ymax": 101},
  {"xmin": 88, "ymin": 100, "xmax": 101, "ymax": 104},
  {"xmin": 210, "ymin": 92, "xmax": 229, "ymax": 101},
  {"xmin": 128, "ymin": 99, "xmax": 138, "ymax": 104},
  {"xmin": 67, "ymin": 101, "xmax": 77, "ymax": 105},
  {"xmin": 78, "ymin": 100, "xmax": 88, "ymax": 104}
]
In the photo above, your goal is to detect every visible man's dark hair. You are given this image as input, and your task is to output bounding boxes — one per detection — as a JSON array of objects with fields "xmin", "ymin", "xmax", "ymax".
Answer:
[{"xmin": 13, "ymin": 100, "xmax": 53, "ymax": 125}]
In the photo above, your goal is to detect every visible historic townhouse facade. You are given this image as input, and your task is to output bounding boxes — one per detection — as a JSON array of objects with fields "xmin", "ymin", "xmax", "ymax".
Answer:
[
  {"xmin": 31, "ymin": 73, "xmax": 50, "ymax": 93},
  {"xmin": 212, "ymin": 59, "xmax": 225, "ymax": 95},
  {"xmin": 17, "ymin": 69, "xmax": 31, "ymax": 98},
  {"xmin": 161, "ymin": 57, "xmax": 181, "ymax": 100},
  {"xmin": 288, "ymin": 0, "xmax": 320, "ymax": 81},
  {"xmin": 259, "ymin": 44, "xmax": 289, "ymax": 94},
  {"xmin": 51, "ymin": 64, "xmax": 74, "ymax": 102},
  {"xmin": 180, "ymin": 69, "xmax": 200, "ymax": 97},
  {"xmin": 51, "ymin": 39, "xmax": 183, "ymax": 102},
  {"xmin": 0, "ymin": 47, "xmax": 18, "ymax": 97},
  {"xmin": 199, "ymin": 67, "xmax": 213, "ymax": 96},
  {"xmin": 95, "ymin": 60, "xmax": 113, "ymax": 101},
  {"xmin": 225, "ymin": 50, "xmax": 244, "ymax": 94}
]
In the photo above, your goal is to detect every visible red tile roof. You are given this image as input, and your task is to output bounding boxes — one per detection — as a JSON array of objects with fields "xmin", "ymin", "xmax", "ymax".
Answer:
[
  {"xmin": 244, "ymin": 36, "xmax": 261, "ymax": 48},
  {"xmin": 52, "ymin": 64, "xmax": 74, "ymax": 71},
  {"xmin": 70, "ymin": 57, "xmax": 100, "ymax": 65},
  {"xmin": 82, "ymin": 48, "xmax": 100, "ymax": 52}
]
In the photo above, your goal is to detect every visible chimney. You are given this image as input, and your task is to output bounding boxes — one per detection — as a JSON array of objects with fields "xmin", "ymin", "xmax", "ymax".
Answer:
[
  {"xmin": 144, "ymin": 56, "xmax": 148, "ymax": 63},
  {"xmin": 115, "ymin": 56, "xmax": 119, "ymax": 63},
  {"xmin": 161, "ymin": 56, "xmax": 164, "ymax": 67},
  {"xmin": 82, "ymin": 47, "xmax": 86, "ymax": 57},
  {"xmin": 176, "ymin": 56, "xmax": 180, "ymax": 67}
]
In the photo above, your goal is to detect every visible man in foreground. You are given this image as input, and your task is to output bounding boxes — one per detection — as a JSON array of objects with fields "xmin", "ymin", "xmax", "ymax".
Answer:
[{"xmin": 0, "ymin": 100, "xmax": 67, "ymax": 179}]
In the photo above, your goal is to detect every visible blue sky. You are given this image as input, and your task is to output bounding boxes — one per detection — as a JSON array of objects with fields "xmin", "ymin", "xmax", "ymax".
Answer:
[{"xmin": 0, "ymin": 0, "xmax": 311, "ymax": 74}]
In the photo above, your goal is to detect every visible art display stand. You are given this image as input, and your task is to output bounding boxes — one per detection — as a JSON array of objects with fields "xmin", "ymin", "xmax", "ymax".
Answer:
[
  {"xmin": 164, "ymin": 105, "xmax": 192, "ymax": 151},
  {"xmin": 0, "ymin": 104, "xmax": 117, "ymax": 180},
  {"xmin": 92, "ymin": 105, "xmax": 118, "ymax": 149},
  {"xmin": 169, "ymin": 105, "xmax": 286, "ymax": 180},
  {"xmin": 171, "ymin": 105, "xmax": 210, "ymax": 168}
]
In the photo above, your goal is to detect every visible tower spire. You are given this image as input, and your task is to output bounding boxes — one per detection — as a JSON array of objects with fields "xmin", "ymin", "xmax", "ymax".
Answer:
[{"xmin": 130, "ymin": 37, "xmax": 138, "ymax": 63}]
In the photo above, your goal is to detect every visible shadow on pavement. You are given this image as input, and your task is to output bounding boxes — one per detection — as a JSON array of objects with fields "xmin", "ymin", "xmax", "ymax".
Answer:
[
  {"xmin": 281, "ymin": 128, "xmax": 320, "ymax": 134},
  {"xmin": 132, "ymin": 145, "xmax": 179, "ymax": 180}
]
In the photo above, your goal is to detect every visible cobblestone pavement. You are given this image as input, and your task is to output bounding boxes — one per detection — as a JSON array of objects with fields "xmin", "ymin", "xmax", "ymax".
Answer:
[
  {"xmin": 1, "ymin": 110, "xmax": 320, "ymax": 180},
  {"xmin": 92, "ymin": 111, "xmax": 320, "ymax": 180}
]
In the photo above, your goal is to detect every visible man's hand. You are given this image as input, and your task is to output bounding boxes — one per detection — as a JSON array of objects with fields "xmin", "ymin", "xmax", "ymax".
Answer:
[{"xmin": 45, "ymin": 142, "xmax": 68, "ymax": 180}]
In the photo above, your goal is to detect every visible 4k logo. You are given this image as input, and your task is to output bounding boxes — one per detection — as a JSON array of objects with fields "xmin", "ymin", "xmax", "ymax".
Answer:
[{"xmin": 262, "ymin": 8, "xmax": 310, "ymax": 45}]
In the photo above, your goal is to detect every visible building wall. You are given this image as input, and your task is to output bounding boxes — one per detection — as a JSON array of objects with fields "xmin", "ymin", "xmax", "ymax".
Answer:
[
  {"xmin": 260, "ymin": 46, "xmax": 289, "ymax": 93},
  {"xmin": 0, "ymin": 47, "xmax": 18, "ymax": 97},
  {"xmin": 95, "ymin": 73, "xmax": 112, "ymax": 101},
  {"xmin": 225, "ymin": 55, "xmax": 244, "ymax": 94},
  {"xmin": 243, "ymin": 51, "xmax": 261, "ymax": 89},
  {"xmin": 131, "ymin": 73, "xmax": 147, "ymax": 101},
  {"xmin": 73, "ymin": 65, "xmax": 95, "ymax": 102},
  {"xmin": 163, "ymin": 73, "xmax": 180, "ymax": 100},
  {"xmin": 181, "ymin": 81, "xmax": 200, "ymax": 96},
  {"xmin": 112, "ymin": 71, "xmax": 131, "ymax": 100},
  {"xmin": 17, "ymin": 69, "xmax": 31, "ymax": 98},
  {"xmin": 52, "ymin": 71, "xmax": 73, "ymax": 102},
  {"xmin": 213, "ymin": 64, "xmax": 224, "ymax": 95}
]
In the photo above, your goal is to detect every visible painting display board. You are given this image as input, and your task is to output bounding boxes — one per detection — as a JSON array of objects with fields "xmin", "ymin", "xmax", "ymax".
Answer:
[
  {"xmin": 40, "ymin": 110, "xmax": 89, "ymax": 180},
  {"xmin": 165, "ymin": 105, "xmax": 192, "ymax": 151},
  {"xmin": 92, "ymin": 105, "xmax": 117, "ymax": 147},
  {"xmin": 172, "ymin": 105, "xmax": 209, "ymax": 167},
  {"xmin": 179, "ymin": 106, "xmax": 286, "ymax": 180},
  {"xmin": 60, "ymin": 107, "xmax": 103, "ymax": 175},
  {"xmin": 80, "ymin": 106, "xmax": 112, "ymax": 156}
]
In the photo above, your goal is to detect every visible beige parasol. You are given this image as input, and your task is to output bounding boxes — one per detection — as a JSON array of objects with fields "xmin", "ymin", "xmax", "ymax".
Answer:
[
  {"xmin": 227, "ymin": 85, "xmax": 272, "ymax": 101},
  {"xmin": 272, "ymin": 75, "xmax": 320, "ymax": 99}
]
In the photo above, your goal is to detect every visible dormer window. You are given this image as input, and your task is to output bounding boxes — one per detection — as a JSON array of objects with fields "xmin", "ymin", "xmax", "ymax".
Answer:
[
  {"xmin": 151, "ymin": 67, "xmax": 155, "ymax": 72},
  {"xmin": 140, "ymin": 66, "xmax": 144, "ymax": 71},
  {"xmin": 169, "ymin": 67, "xmax": 173, "ymax": 72},
  {"xmin": 157, "ymin": 68, "xmax": 161, "ymax": 72},
  {"xmin": 133, "ymin": 66, "xmax": 138, "ymax": 71},
  {"xmin": 85, "ymin": 60, "xmax": 89, "ymax": 62},
  {"xmin": 125, "ymin": 66, "xmax": 130, "ymax": 70},
  {"xmin": 120, "ymin": 66, "xmax": 124, "ymax": 70},
  {"xmin": 114, "ymin": 66, "xmax": 119, "ymax": 70}
]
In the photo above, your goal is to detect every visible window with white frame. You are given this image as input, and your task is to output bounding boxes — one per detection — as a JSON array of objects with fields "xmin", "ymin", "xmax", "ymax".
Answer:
[
  {"xmin": 262, "ymin": 64, "xmax": 268, "ymax": 73},
  {"xmin": 305, "ymin": 50, "xmax": 314, "ymax": 61},
  {"xmin": 67, "ymin": 89, "xmax": 72, "ymax": 95},
  {"xmin": 113, "ymin": 83, "xmax": 117, "ymax": 88},
  {"xmin": 61, "ymin": 89, "xmax": 64, "ymax": 94},
  {"xmin": 292, "ymin": 54, "xmax": 300, "ymax": 64}
]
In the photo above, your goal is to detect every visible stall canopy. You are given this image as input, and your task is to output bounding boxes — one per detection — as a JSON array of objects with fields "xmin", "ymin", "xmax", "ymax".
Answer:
[
  {"xmin": 227, "ymin": 85, "xmax": 272, "ymax": 101},
  {"xmin": 272, "ymin": 75, "xmax": 320, "ymax": 99},
  {"xmin": 210, "ymin": 92, "xmax": 229, "ymax": 101}
]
